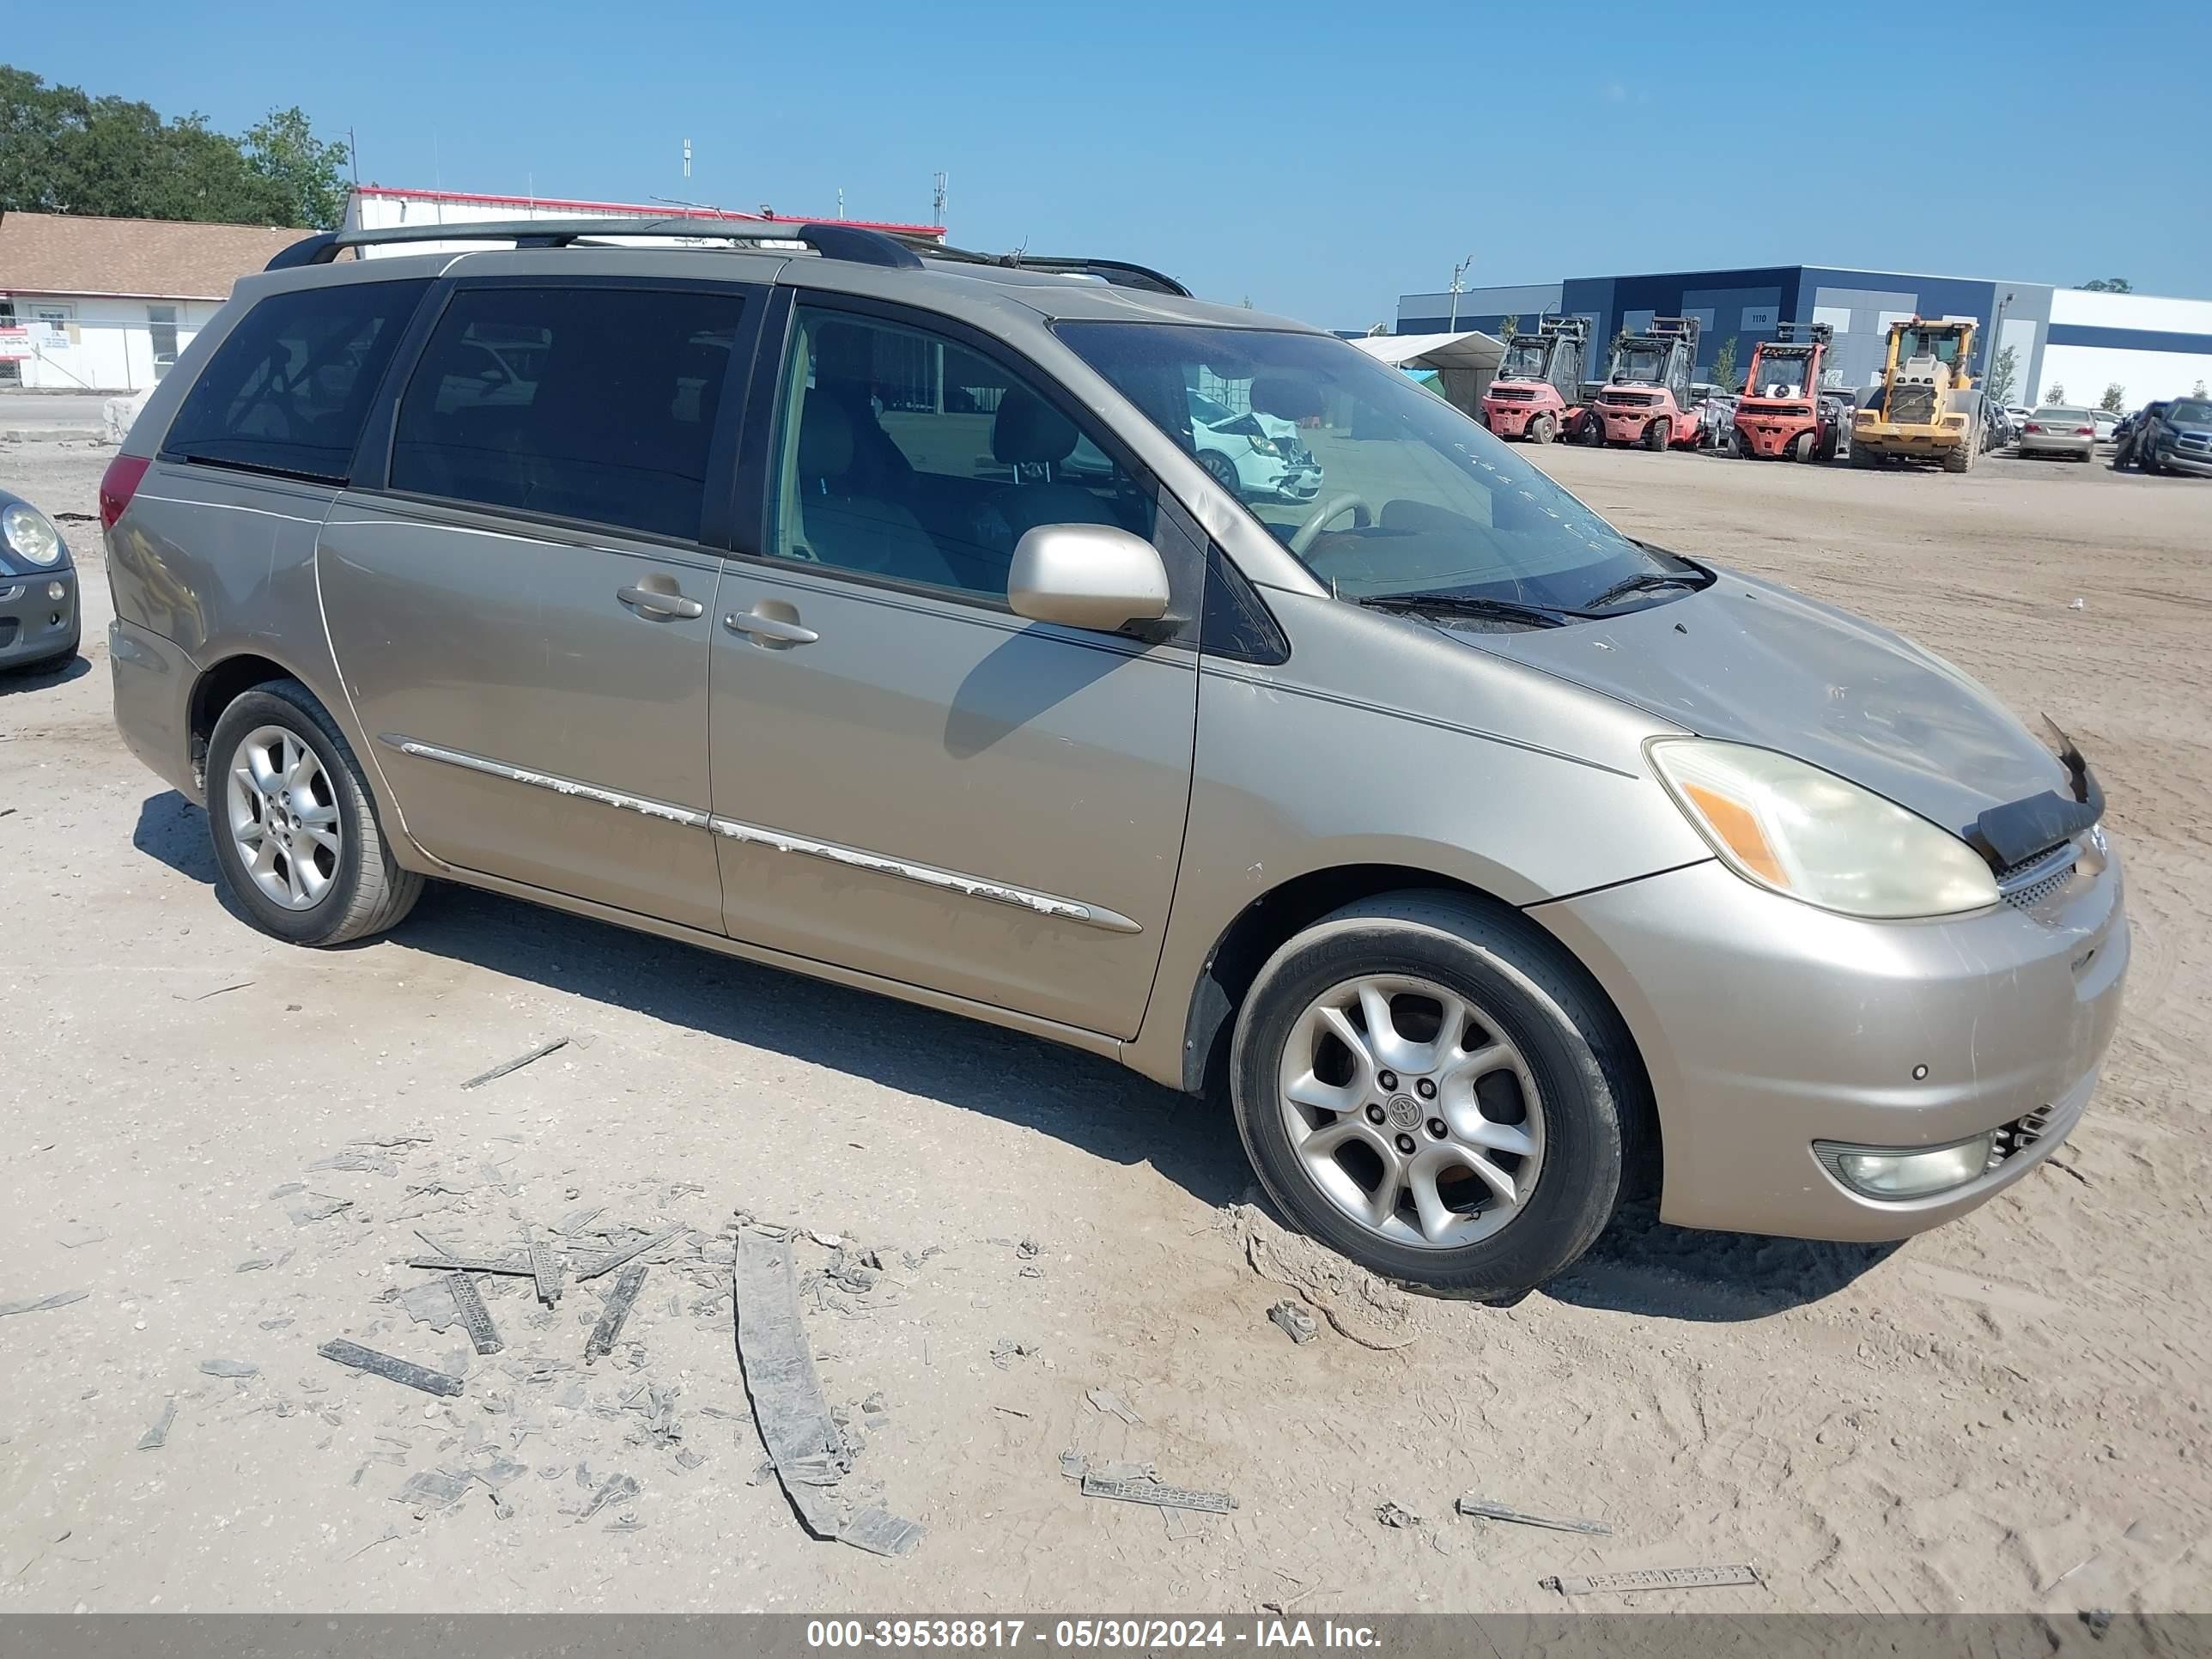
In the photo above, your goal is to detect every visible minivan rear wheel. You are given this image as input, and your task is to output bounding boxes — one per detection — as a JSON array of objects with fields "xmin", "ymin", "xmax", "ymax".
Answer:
[
  {"xmin": 1230, "ymin": 892, "xmax": 1633, "ymax": 1297},
  {"xmin": 205, "ymin": 678, "xmax": 422, "ymax": 946}
]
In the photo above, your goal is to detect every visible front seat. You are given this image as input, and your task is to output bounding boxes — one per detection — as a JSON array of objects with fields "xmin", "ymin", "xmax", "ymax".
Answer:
[
  {"xmin": 971, "ymin": 388, "xmax": 1122, "ymax": 565},
  {"xmin": 789, "ymin": 395, "xmax": 959, "ymax": 590}
]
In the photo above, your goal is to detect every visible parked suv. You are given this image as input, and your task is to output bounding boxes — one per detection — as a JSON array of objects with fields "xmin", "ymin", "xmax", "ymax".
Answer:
[
  {"xmin": 2133, "ymin": 398, "xmax": 2212, "ymax": 476},
  {"xmin": 101, "ymin": 219, "xmax": 2128, "ymax": 1297}
]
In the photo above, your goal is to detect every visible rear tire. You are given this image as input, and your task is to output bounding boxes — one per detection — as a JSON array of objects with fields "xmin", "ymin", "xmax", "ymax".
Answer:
[
  {"xmin": 1229, "ymin": 891, "xmax": 1638, "ymax": 1297},
  {"xmin": 205, "ymin": 678, "xmax": 422, "ymax": 947}
]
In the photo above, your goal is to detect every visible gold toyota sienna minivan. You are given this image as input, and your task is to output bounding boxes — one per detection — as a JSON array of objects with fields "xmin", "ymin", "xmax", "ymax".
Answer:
[{"xmin": 101, "ymin": 219, "xmax": 2128, "ymax": 1297}]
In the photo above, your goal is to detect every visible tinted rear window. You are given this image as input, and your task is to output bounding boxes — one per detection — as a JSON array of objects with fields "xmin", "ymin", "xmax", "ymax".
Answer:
[
  {"xmin": 164, "ymin": 281, "xmax": 430, "ymax": 482},
  {"xmin": 389, "ymin": 285, "xmax": 745, "ymax": 543}
]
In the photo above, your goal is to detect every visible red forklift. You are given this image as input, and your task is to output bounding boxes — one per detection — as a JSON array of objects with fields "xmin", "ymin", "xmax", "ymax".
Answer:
[
  {"xmin": 1732, "ymin": 322, "xmax": 1838, "ymax": 461},
  {"xmin": 1480, "ymin": 317, "xmax": 1589, "ymax": 444},
  {"xmin": 1591, "ymin": 317, "xmax": 1703, "ymax": 450}
]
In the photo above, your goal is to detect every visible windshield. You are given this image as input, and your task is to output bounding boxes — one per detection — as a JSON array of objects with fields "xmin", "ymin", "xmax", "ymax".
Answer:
[
  {"xmin": 1745, "ymin": 349, "xmax": 1811, "ymax": 399},
  {"xmin": 1612, "ymin": 343, "xmax": 1668, "ymax": 383},
  {"xmin": 2166, "ymin": 399, "xmax": 2212, "ymax": 426},
  {"xmin": 1055, "ymin": 321, "xmax": 1677, "ymax": 610},
  {"xmin": 1894, "ymin": 327, "xmax": 1962, "ymax": 365},
  {"xmin": 1498, "ymin": 341, "xmax": 1547, "ymax": 380}
]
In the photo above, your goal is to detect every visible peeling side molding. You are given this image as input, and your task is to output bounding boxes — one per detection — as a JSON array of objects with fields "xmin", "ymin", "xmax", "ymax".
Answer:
[
  {"xmin": 708, "ymin": 813, "xmax": 1141, "ymax": 934},
  {"xmin": 380, "ymin": 735, "xmax": 710, "ymax": 830},
  {"xmin": 379, "ymin": 734, "xmax": 1139, "ymax": 935}
]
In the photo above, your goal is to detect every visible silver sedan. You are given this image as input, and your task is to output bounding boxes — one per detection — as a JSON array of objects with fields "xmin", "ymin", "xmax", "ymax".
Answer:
[{"xmin": 2018, "ymin": 406, "xmax": 2099, "ymax": 461}]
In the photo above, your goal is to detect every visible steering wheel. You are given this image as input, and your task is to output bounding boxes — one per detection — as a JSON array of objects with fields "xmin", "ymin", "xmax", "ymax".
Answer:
[{"xmin": 1287, "ymin": 492, "xmax": 1376, "ymax": 556}]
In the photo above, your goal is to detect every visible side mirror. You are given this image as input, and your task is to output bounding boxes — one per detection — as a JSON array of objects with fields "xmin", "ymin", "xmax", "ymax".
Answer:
[{"xmin": 1007, "ymin": 523, "xmax": 1171, "ymax": 633}]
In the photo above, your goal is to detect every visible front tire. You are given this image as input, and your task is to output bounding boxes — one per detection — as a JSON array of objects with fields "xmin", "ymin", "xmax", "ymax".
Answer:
[
  {"xmin": 205, "ymin": 678, "xmax": 422, "ymax": 946},
  {"xmin": 1644, "ymin": 418, "xmax": 1669, "ymax": 453},
  {"xmin": 1229, "ymin": 892, "xmax": 1638, "ymax": 1297},
  {"xmin": 1198, "ymin": 449, "xmax": 1242, "ymax": 495},
  {"xmin": 1528, "ymin": 414, "xmax": 1555, "ymax": 446}
]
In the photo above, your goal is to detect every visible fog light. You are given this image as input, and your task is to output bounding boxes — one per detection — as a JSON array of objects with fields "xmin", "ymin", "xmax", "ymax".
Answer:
[
  {"xmin": 1814, "ymin": 1133, "xmax": 1996, "ymax": 1199},
  {"xmin": 46, "ymin": 580, "xmax": 66, "ymax": 602}
]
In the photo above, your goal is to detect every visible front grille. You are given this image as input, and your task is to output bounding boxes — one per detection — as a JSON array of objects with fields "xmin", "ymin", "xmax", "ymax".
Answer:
[
  {"xmin": 1601, "ymin": 392, "xmax": 1658, "ymax": 408},
  {"xmin": 2180, "ymin": 434, "xmax": 2211, "ymax": 453},
  {"xmin": 1888, "ymin": 386, "xmax": 1937, "ymax": 424},
  {"xmin": 1490, "ymin": 386, "xmax": 1536, "ymax": 402},
  {"xmin": 1996, "ymin": 841, "xmax": 2080, "ymax": 912},
  {"xmin": 1988, "ymin": 1104, "xmax": 2058, "ymax": 1169}
]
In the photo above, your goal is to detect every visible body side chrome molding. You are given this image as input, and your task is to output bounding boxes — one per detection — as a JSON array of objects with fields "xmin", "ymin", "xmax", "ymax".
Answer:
[{"xmin": 377, "ymin": 734, "xmax": 1139, "ymax": 933}]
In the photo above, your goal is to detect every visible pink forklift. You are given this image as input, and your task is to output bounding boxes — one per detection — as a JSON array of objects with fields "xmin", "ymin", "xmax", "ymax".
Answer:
[
  {"xmin": 1591, "ymin": 316, "xmax": 1703, "ymax": 451},
  {"xmin": 1732, "ymin": 322, "xmax": 1838, "ymax": 461},
  {"xmin": 1480, "ymin": 317, "xmax": 1590, "ymax": 444}
]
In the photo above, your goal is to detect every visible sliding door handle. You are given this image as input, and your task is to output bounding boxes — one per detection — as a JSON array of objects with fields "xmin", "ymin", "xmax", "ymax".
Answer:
[
  {"xmin": 724, "ymin": 610, "xmax": 819, "ymax": 647},
  {"xmin": 617, "ymin": 583, "xmax": 704, "ymax": 621}
]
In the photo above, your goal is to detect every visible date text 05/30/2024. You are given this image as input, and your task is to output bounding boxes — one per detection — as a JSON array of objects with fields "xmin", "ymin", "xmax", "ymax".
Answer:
[{"xmin": 805, "ymin": 1620, "xmax": 1380, "ymax": 1650}]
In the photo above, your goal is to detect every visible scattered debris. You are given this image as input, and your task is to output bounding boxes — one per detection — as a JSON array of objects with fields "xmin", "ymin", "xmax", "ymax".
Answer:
[
  {"xmin": 447, "ymin": 1273, "xmax": 502, "ymax": 1356},
  {"xmin": 989, "ymin": 1337, "xmax": 1038, "ymax": 1371},
  {"xmin": 2069, "ymin": 598, "xmax": 2086, "ymax": 611},
  {"xmin": 309, "ymin": 1148, "xmax": 399, "ymax": 1177},
  {"xmin": 1230, "ymin": 1205, "xmax": 1419, "ymax": 1352},
  {"xmin": 1540, "ymin": 1565, "xmax": 1759, "ymax": 1595},
  {"xmin": 576, "ymin": 1224, "xmax": 684, "ymax": 1283},
  {"xmin": 137, "ymin": 1401, "xmax": 178, "ymax": 1450},
  {"xmin": 1376, "ymin": 1502, "xmax": 1420, "ymax": 1529},
  {"xmin": 472, "ymin": 1455, "xmax": 529, "ymax": 1490},
  {"xmin": 394, "ymin": 1468, "xmax": 472, "ymax": 1510},
  {"xmin": 1267, "ymin": 1300, "xmax": 1319, "ymax": 1345},
  {"xmin": 1059, "ymin": 1450, "xmax": 1088, "ymax": 1480},
  {"xmin": 1456, "ymin": 1496, "xmax": 1610, "ymax": 1536},
  {"xmin": 268, "ymin": 1182, "xmax": 306, "ymax": 1199},
  {"xmin": 902, "ymin": 1246, "xmax": 944, "ymax": 1271},
  {"xmin": 1086, "ymin": 1387, "xmax": 1141, "ymax": 1425},
  {"xmin": 319, "ymin": 1338, "xmax": 465, "ymax": 1398},
  {"xmin": 343, "ymin": 1526, "xmax": 402, "ymax": 1561},
  {"xmin": 289, "ymin": 1197, "xmax": 354, "ymax": 1225},
  {"xmin": 199, "ymin": 1358, "xmax": 259, "ymax": 1378},
  {"xmin": 54, "ymin": 1223, "xmax": 108, "ymax": 1249},
  {"xmin": 993, "ymin": 1406, "xmax": 1030, "ymax": 1419},
  {"xmin": 559, "ymin": 1206, "xmax": 605, "ymax": 1236},
  {"xmin": 0, "ymin": 1289, "xmax": 88, "ymax": 1317},
  {"xmin": 734, "ymin": 1229, "xmax": 924, "ymax": 1557},
  {"xmin": 180, "ymin": 980, "xmax": 255, "ymax": 1002},
  {"xmin": 1080, "ymin": 1474, "xmax": 1235, "ymax": 1515},
  {"xmin": 576, "ymin": 1471, "xmax": 641, "ymax": 1523},
  {"xmin": 234, "ymin": 1251, "xmax": 293, "ymax": 1273},
  {"xmin": 405, "ymin": 1254, "xmax": 537, "ymax": 1277},
  {"xmin": 826, "ymin": 1247, "xmax": 879, "ymax": 1296},
  {"xmin": 462, "ymin": 1037, "xmax": 569, "ymax": 1090},
  {"xmin": 675, "ymin": 1449, "xmax": 706, "ymax": 1471},
  {"xmin": 398, "ymin": 1279, "xmax": 461, "ymax": 1331},
  {"xmin": 585, "ymin": 1264, "xmax": 649, "ymax": 1364},
  {"xmin": 1017, "ymin": 1237, "xmax": 1042, "ymax": 1259},
  {"xmin": 525, "ymin": 1226, "xmax": 562, "ymax": 1305},
  {"xmin": 351, "ymin": 1133, "xmax": 434, "ymax": 1149}
]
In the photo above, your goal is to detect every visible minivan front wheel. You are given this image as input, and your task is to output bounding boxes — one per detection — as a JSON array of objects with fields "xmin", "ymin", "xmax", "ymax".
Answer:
[
  {"xmin": 1231, "ymin": 892, "xmax": 1632, "ymax": 1297},
  {"xmin": 205, "ymin": 679, "xmax": 422, "ymax": 946}
]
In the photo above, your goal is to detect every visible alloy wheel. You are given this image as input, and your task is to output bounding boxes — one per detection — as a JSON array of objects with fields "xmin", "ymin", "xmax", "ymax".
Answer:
[
  {"xmin": 225, "ymin": 724, "xmax": 342, "ymax": 911},
  {"xmin": 1276, "ymin": 973, "xmax": 1546, "ymax": 1249}
]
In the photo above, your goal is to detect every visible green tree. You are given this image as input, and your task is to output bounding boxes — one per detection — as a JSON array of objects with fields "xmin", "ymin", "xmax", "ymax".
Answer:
[
  {"xmin": 2076, "ymin": 276, "xmax": 2134, "ymax": 293},
  {"xmin": 2194, "ymin": 380, "xmax": 2208, "ymax": 398},
  {"xmin": 1711, "ymin": 335, "xmax": 1740, "ymax": 391},
  {"xmin": 2045, "ymin": 383, "xmax": 2066, "ymax": 404},
  {"xmin": 1498, "ymin": 313, "xmax": 1520, "ymax": 339},
  {"xmin": 242, "ymin": 106, "xmax": 350, "ymax": 229},
  {"xmin": 1985, "ymin": 343, "xmax": 2018, "ymax": 406},
  {"xmin": 2100, "ymin": 382, "xmax": 2126, "ymax": 412},
  {"xmin": 0, "ymin": 64, "xmax": 341, "ymax": 226}
]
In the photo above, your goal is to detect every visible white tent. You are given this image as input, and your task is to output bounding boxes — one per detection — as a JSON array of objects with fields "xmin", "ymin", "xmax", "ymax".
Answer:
[{"xmin": 1347, "ymin": 330, "xmax": 1506, "ymax": 414}]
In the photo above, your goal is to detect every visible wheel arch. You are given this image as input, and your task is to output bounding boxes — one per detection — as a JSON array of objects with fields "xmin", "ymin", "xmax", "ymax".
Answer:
[
  {"xmin": 1173, "ymin": 863, "xmax": 1663, "ymax": 1197},
  {"xmin": 187, "ymin": 652, "xmax": 303, "ymax": 792}
]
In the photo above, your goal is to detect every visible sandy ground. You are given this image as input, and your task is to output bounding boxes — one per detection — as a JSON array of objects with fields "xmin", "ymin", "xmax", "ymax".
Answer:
[{"xmin": 2, "ymin": 437, "xmax": 2209, "ymax": 1616}]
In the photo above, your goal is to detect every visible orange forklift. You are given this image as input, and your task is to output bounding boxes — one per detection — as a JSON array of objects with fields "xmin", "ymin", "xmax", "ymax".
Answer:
[
  {"xmin": 1591, "ymin": 317, "xmax": 1703, "ymax": 450},
  {"xmin": 1731, "ymin": 322, "xmax": 1838, "ymax": 461},
  {"xmin": 1480, "ymin": 317, "xmax": 1590, "ymax": 444}
]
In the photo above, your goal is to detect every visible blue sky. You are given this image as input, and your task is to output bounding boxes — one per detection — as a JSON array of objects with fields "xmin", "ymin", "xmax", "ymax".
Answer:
[{"xmin": 25, "ymin": 1, "xmax": 2207, "ymax": 325}]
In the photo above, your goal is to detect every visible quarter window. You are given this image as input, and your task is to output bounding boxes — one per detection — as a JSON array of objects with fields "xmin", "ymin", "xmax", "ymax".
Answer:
[
  {"xmin": 767, "ymin": 306, "xmax": 1153, "ymax": 599},
  {"xmin": 391, "ymin": 285, "xmax": 745, "ymax": 543},
  {"xmin": 164, "ymin": 281, "xmax": 429, "ymax": 482}
]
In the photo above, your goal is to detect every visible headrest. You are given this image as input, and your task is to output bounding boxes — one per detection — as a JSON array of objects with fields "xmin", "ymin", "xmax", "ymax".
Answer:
[
  {"xmin": 798, "ymin": 395, "xmax": 854, "ymax": 477},
  {"xmin": 993, "ymin": 387, "xmax": 1079, "ymax": 466}
]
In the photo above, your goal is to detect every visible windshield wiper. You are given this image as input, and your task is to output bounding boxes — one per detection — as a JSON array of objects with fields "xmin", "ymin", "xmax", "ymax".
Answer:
[
  {"xmin": 1358, "ymin": 592, "xmax": 1569, "ymax": 629},
  {"xmin": 1583, "ymin": 570, "xmax": 1708, "ymax": 610}
]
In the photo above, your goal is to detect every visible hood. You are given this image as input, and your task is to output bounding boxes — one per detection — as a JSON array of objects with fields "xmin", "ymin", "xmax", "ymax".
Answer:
[{"xmin": 1450, "ymin": 569, "xmax": 2072, "ymax": 838}]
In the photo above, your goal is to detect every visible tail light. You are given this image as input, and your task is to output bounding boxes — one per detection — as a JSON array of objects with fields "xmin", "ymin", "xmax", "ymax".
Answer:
[
  {"xmin": 99, "ymin": 454, "xmax": 150, "ymax": 532},
  {"xmin": 2024, "ymin": 422, "xmax": 2042, "ymax": 434},
  {"xmin": 2075, "ymin": 426, "xmax": 2094, "ymax": 437}
]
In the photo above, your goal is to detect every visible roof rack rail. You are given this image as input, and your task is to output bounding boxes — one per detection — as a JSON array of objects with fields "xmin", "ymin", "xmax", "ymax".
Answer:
[
  {"xmin": 904, "ymin": 238, "xmax": 1191, "ymax": 298},
  {"xmin": 1771, "ymin": 320, "xmax": 1834, "ymax": 346},
  {"xmin": 264, "ymin": 216, "xmax": 925, "ymax": 272}
]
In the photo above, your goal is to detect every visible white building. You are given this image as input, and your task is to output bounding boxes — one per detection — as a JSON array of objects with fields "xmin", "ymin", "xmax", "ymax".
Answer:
[
  {"xmin": 2033, "ymin": 289, "xmax": 2212, "ymax": 406},
  {"xmin": 0, "ymin": 211, "xmax": 307, "ymax": 392}
]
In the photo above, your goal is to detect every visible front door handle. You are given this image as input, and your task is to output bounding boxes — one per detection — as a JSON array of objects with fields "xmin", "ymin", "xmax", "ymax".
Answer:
[
  {"xmin": 617, "ymin": 582, "xmax": 705, "ymax": 621},
  {"xmin": 724, "ymin": 609, "xmax": 819, "ymax": 647}
]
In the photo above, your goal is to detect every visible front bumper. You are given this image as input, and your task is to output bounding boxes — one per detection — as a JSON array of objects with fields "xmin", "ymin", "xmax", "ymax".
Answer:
[
  {"xmin": 0, "ymin": 565, "xmax": 77, "ymax": 665},
  {"xmin": 2154, "ymin": 446, "xmax": 2212, "ymax": 477},
  {"xmin": 1534, "ymin": 843, "xmax": 2129, "ymax": 1242}
]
